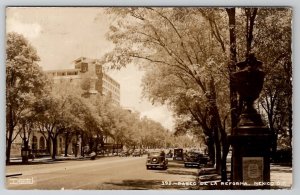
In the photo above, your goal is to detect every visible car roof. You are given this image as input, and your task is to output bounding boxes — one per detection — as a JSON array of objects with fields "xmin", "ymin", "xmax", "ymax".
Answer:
[
  {"xmin": 188, "ymin": 151, "xmax": 202, "ymax": 154},
  {"xmin": 149, "ymin": 152, "xmax": 162, "ymax": 156}
]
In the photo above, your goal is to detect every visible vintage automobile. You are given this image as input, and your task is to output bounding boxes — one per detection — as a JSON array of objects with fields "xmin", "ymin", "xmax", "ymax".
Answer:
[
  {"xmin": 146, "ymin": 151, "xmax": 168, "ymax": 170},
  {"xmin": 173, "ymin": 148, "xmax": 184, "ymax": 160},
  {"xmin": 118, "ymin": 150, "xmax": 130, "ymax": 157},
  {"xmin": 165, "ymin": 150, "xmax": 173, "ymax": 158},
  {"xmin": 184, "ymin": 151, "xmax": 209, "ymax": 168},
  {"xmin": 132, "ymin": 150, "xmax": 142, "ymax": 157}
]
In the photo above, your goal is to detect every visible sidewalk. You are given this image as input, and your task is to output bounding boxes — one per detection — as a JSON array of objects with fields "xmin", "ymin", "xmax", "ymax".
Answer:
[
  {"xmin": 197, "ymin": 163, "xmax": 292, "ymax": 189},
  {"xmin": 9, "ymin": 154, "xmax": 91, "ymax": 164},
  {"xmin": 6, "ymin": 155, "xmax": 92, "ymax": 177},
  {"xmin": 270, "ymin": 163, "xmax": 292, "ymax": 189}
]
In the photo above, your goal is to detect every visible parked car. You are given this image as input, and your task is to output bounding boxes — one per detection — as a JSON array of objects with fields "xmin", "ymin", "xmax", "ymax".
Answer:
[
  {"xmin": 90, "ymin": 151, "xmax": 97, "ymax": 160},
  {"xmin": 132, "ymin": 150, "xmax": 142, "ymax": 157},
  {"xmin": 141, "ymin": 149, "xmax": 147, "ymax": 155},
  {"xmin": 118, "ymin": 151, "xmax": 130, "ymax": 157},
  {"xmin": 166, "ymin": 150, "xmax": 173, "ymax": 158},
  {"xmin": 146, "ymin": 151, "xmax": 168, "ymax": 170},
  {"xmin": 173, "ymin": 148, "xmax": 184, "ymax": 160},
  {"xmin": 184, "ymin": 151, "xmax": 209, "ymax": 167}
]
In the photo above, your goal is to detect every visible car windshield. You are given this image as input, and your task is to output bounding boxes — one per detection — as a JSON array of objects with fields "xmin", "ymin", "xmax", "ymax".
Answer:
[{"xmin": 187, "ymin": 152, "xmax": 201, "ymax": 157}]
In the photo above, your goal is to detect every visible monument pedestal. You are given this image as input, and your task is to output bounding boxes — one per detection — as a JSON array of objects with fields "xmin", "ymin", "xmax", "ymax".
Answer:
[
  {"xmin": 229, "ymin": 124, "xmax": 271, "ymax": 189},
  {"xmin": 229, "ymin": 54, "xmax": 271, "ymax": 189}
]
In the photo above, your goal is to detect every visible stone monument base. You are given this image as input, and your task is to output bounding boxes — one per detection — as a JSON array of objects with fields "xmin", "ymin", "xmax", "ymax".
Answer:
[{"xmin": 229, "ymin": 126, "xmax": 271, "ymax": 189}]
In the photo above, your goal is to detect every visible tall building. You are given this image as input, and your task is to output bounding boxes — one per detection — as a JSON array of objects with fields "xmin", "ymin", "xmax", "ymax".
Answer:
[
  {"xmin": 10, "ymin": 57, "xmax": 121, "ymax": 158},
  {"xmin": 45, "ymin": 57, "xmax": 120, "ymax": 105}
]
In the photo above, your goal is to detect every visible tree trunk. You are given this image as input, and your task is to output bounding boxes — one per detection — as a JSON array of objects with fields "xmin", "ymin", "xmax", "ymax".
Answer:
[
  {"xmin": 81, "ymin": 133, "xmax": 84, "ymax": 157},
  {"xmin": 245, "ymin": 8, "xmax": 258, "ymax": 57},
  {"xmin": 209, "ymin": 77, "xmax": 229, "ymax": 181},
  {"xmin": 46, "ymin": 132, "xmax": 51, "ymax": 154},
  {"xmin": 51, "ymin": 137, "xmax": 58, "ymax": 160},
  {"xmin": 207, "ymin": 135, "xmax": 215, "ymax": 165},
  {"xmin": 288, "ymin": 100, "xmax": 292, "ymax": 148},
  {"xmin": 95, "ymin": 134, "xmax": 101, "ymax": 155},
  {"xmin": 22, "ymin": 139, "xmax": 30, "ymax": 163},
  {"xmin": 213, "ymin": 126, "xmax": 221, "ymax": 173},
  {"xmin": 116, "ymin": 141, "xmax": 119, "ymax": 155},
  {"xmin": 6, "ymin": 140, "xmax": 12, "ymax": 165},
  {"xmin": 226, "ymin": 7, "xmax": 238, "ymax": 183},
  {"xmin": 64, "ymin": 132, "xmax": 70, "ymax": 157},
  {"xmin": 221, "ymin": 143, "xmax": 229, "ymax": 182},
  {"xmin": 269, "ymin": 121, "xmax": 275, "ymax": 157},
  {"xmin": 75, "ymin": 133, "xmax": 79, "ymax": 157},
  {"xmin": 226, "ymin": 8, "xmax": 238, "ymax": 129},
  {"xmin": 6, "ymin": 106, "xmax": 15, "ymax": 165},
  {"xmin": 89, "ymin": 137, "xmax": 94, "ymax": 153}
]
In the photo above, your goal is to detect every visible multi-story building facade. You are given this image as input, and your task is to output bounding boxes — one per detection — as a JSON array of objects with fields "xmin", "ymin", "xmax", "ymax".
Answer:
[
  {"xmin": 10, "ymin": 57, "xmax": 121, "ymax": 158},
  {"xmin": 45, "ymin": 57, "xmax": 120, "ymax": 105}
]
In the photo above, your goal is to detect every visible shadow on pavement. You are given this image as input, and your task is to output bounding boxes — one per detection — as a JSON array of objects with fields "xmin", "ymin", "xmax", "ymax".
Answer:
[
  {"xmin": 166, "ymin": 169, "xmax": 198, "ymax": 176},
  {"xmin": 271, "ymin": 167, "xmax": 292, "ymax": 173},
  {"xmin": 7, "ymin": 161, "xmax": 65, "ymax": 166},
  {"xmin": 167, "ymin": 163, "xmax": 185, "ymax": 169},
  {"xmin": 153, "ymin": 160, "xmax": 198, "ymax": 176},
  {"xmin": 103, "ymin": 179, "xmax": 163, "ymax": 189}
]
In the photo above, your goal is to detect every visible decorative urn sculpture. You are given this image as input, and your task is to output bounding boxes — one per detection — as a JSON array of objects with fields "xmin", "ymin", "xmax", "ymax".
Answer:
[
  {"xmin": 229, "ymin": 53, "xmax": 271, "ymax": 188},
  {"xmin": 231, "ymin": 53, "xmax": 265, "ymax": 127}
]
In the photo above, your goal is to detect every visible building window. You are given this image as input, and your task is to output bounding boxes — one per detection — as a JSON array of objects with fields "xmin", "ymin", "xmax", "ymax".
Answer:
[
  {"xmin": 81, "ymin": 63, "xmax": 88, "ymax": 72},
  {"xmin": 96, "ymin": 65, "xmax": 101, "ymax": 74}
]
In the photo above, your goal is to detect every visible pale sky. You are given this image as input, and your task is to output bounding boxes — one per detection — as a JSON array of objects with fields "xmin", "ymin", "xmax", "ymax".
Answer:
[{"xmin": 6, "ymin": 7, "xmax": 175, "ymax": 130}]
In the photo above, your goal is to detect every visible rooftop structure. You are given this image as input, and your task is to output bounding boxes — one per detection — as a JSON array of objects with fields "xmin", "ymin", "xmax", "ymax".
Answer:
[{"xmin": 44, "ymin": 57, "xmax": 120, "ymax": 105}]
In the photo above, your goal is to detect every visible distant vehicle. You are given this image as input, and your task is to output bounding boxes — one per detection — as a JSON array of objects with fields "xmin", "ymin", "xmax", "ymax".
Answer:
[
  {"xmin": 184, "ymin": 151, "xmax": 209, "ymax": 168},
  {"xmin": 132, "ymin": 150, "xmax": 142, "ymax": 157},
  {"xmin": 166, "ymin": 150, "xmax": 173, "ymax": 158},
  {"xmin": 90, "ymin": 151, "xmax": 97, "ymax": 160},
  {"xmin": 146, "ymin": 151, "xmax": 168, "ymax": 170},
  {"xmin": 118, "ymin": 151, "xmax": 130, "ymax": 157},
  {"xmin": 173, "ymin": 148, "xmax": 184, "ymax": 160},
  {"xmin": 112, "ymin": 152, "xmax": 118, "ymax": 156},
  {"xmin": 142, "ymin": 149, "xmax": 148, "ymax": 155}
]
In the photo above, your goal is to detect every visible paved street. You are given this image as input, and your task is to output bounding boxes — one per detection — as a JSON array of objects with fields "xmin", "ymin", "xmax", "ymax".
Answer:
[
  {"xmin": 6, "ymin": 156, "xmax": 199, "ymax": 190},
  {"xmin": 6, "ymin": 156, "xmax": 292, "ymax": 190}
]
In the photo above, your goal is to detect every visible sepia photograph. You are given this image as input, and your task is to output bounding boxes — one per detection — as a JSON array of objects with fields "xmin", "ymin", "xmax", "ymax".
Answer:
[{"xmin": 5, "ymin": 7, "xmax": 292, "ymax": 190}]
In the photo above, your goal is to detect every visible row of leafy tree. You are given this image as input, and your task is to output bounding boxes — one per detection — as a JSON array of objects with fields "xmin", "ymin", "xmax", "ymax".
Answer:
[
  {"xmin": 6, "ymin": 32, "xmax": 196, "ymax": 164},
  {"xmin": 102, "ymin": 7, "xmax": 292, "ymax": 181}
]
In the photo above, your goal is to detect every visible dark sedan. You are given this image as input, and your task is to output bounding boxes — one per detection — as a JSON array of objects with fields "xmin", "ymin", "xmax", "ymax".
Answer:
[
  {"xmin": 146, "ymin": 152, "xmax": 168, "ymax": 170},
  {"xmin": 132, "ymin": 150, "xmax": 142, "ymax": 157},
  {"xmin": 184, "ymin": 152, "xmax": 209, "ymax": 168}
]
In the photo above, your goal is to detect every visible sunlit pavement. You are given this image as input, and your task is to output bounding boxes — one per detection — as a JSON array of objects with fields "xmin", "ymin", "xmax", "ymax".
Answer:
[
  {"xmin": 270, "ymin": 164, "xmax": 292, "ymax": 189},
  {"xmin": 6, "ymin": 156, "xmax": 198, "ymax": 190},
  {"xmin": 6, "ymin": 156, "xmax": 292, "ymax": 190}
]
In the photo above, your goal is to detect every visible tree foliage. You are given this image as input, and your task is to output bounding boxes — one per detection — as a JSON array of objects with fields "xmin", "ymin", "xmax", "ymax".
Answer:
[
  {"xmin": 103, "ymin": 7, "xmax": 230, "ymax": 173},
  {"xmin": 103, "ymin": 7, "xmax": 292, "ymax": 177},
  {"xmin": 6, "ymin": 32, "xmax": 49, "ymax": 164}
]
